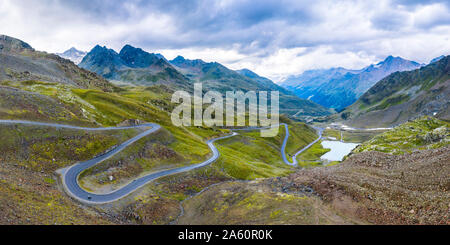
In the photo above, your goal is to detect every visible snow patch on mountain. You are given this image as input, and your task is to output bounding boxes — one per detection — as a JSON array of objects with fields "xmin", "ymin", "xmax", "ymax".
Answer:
[{"xmin": 56, "ymin": 47, "xmax": 87, "ymax": 64}]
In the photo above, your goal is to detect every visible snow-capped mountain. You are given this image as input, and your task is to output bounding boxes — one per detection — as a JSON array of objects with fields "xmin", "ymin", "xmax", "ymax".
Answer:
[
  {"xmin": 56, "ymin": 47, "xmax": 87, "ymax": 64},
  {"xmin": 280, "ymin": 56, "xmax": 422, "ymax": 110}
]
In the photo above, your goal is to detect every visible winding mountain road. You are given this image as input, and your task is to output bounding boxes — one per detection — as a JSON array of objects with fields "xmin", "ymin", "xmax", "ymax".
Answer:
[
  {"xmin": 0, "ymin": 120, "xmax": 321, "ymax": 204},
  {"xmin": 282, "ymin": 124, "xmax": 324, "ymax": 165}
]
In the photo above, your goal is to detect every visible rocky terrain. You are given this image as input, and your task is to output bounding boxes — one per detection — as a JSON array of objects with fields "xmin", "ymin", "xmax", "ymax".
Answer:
[
  {"xmin": 178, "ymin": 145, "xmax": 449, "ymax": 225},
  {"xmin": 287, "ymin": 146, "xmax": 449, "ymax": 224},
  {"xmin": 0, "ymin": 35, "xmax": 116, "ymax": 92},
  {"xmin": 177, "ymin": 180, "xmax": 358, "ymax": 224}
]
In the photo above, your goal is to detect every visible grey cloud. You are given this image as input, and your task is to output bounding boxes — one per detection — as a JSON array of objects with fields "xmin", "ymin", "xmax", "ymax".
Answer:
[
  {"xmin": 370, "ymin": 10, "xmax": 410, "ymax": 31},
  {"xmin": 49, "ymin": 0, "xmax": 319, "ymax": 51}
]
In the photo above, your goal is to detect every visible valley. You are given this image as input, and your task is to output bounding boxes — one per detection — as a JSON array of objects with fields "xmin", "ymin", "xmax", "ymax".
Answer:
[
  {"xmin": 281, "ymin": 56, "xmax": 423, "ymax": 110},
  {"xmin": 0, "ymin": 34, "xmax": 448, "ymax": 225},
  {"xmin": 338, "ymin": 56, "xmax": 450, "ymax": 128}
]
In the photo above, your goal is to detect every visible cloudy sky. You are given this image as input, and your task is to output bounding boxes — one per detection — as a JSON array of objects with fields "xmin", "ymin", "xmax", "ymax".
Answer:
[{"xmin": 1, "ymin": 0, "xmax": 449, "ymax": 82}]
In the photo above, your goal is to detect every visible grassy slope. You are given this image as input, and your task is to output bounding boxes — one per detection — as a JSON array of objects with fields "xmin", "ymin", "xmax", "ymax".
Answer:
[
  {"xmin": 352, "ymin": 116, "xmax": 449, "ymax": 155},
  {"xmin": 0, "ymin": 178, "xmax": 111, "ymax": 224},
  {"xmin": 0, "ymin": 128, "xmax": 115, "ymax": 224},
  {"xmin": 322, "ymin": 128, "xmax": 341, "ymax": 140},
  {"xmin": 0, "ymin": 124, "xmax": 141, "ymax": 224},
  {"xmin": 0, "ymin": 34, "xmax": 116, "ymax": 92},
  {"xmin": 341, "ymin": 130, "xmax": 382, "ymax": 143},
  {"xmin": 79, "ymin": 119, "xmax": 318, "ymax": 191},
  {"xmin": 178, "ymin": 181, "xmax": 356, "ymax": 225},
  {"xmin": 0, "ymin": 79, "xmax": 320, "ymax": 224},
  {"xmin": 2, "ymin": 80, "xmax": 222, "ymax": 157},
  {"xmin": 0, "ymin": 124, "xmax": 140, "ymax": 172},
  {"xmin": 295, "ymin": 141, "xmax": 330, "ymax": 167},
  {"xmin": 0, "ymin": 81, "xmax": 91, "ymax": 125},
  {"xmin": 213, "ymin": 117, "xmax": 318, "ymax": 179},
  {"xmin": 283, "ymin": 122, "xmax": 318, "ymax": 156}
]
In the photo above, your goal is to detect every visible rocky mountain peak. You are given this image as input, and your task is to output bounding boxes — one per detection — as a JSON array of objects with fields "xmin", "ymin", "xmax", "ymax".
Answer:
[
  {"xmin": 430, "ymin": 55, "xmax": 445, "ymax": 64},
  {"xmin": 0, "ymin": 34, "xmax": 34, "ymax": 53},
  {"xmin": 170, "ymin": 55, "xmax": 206, "ymax": 68},
  {"xmin": 118, "ymin": 44, "xmax": 162, "ymax": 68}
]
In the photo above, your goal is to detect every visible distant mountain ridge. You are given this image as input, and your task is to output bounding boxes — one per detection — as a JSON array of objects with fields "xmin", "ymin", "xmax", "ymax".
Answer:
[
  {"xmin": 167, "ymin": 56, "xmax": 332, "ymax": 117},
  {"xmin": 80, "ymin": 45, "xmax": 332, "ymax": 117},
  {"xmin": 340, "ymin": 55, "xmax": 449, "ymax": 127},
  {"xmin": 0, "ymin": 35, "xmax": 115, "ymax": 91},
  {"xmin": 281, "ymin": 56, "xmax": 422, "ymax": 110},
  {"xmin": 430, "ymin": 55, "xmax": 445, "ymax": 64},
  {"xmin": 56, "ymin": 47, "xmax": 87, "ymax": 64}
]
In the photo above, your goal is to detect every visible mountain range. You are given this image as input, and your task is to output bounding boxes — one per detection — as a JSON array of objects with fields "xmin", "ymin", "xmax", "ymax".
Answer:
[
  {"xmin": 3, "ymin": 33, "xmax": 447, "ymax": 125},
  {"xmin": 281, "ymin": 56, "xmax": 423, "ymax": 110},
  {"xmin": 56, "ymin": 47, "xmax": 87, "ymax": 64},
  {"xmin": 79, "ymin": 45, "xmax": 332, "ymax": 117},
  {"xmin": 339, "ymin": 55, "xmax": 449, "ymax": 127},
  {"xmin": 0, "ymin": 35, "xmax": 114, "ymax": 91},
  {"xmin": 79, "ymin": 45, "xmax": 189, "ymax": 89}
]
